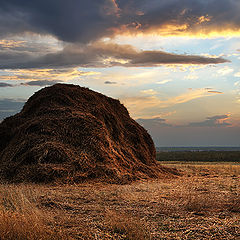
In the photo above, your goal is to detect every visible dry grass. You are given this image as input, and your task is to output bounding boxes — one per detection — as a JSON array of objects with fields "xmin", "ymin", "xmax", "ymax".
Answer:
[
  {"xmin": 0, "ymin": 162, "xmax": 239, "ymax": 239},
  {"xmin": 104, "ymin": 210, "xmax": 151, "ymax": 240},
  {"xmin": 0, "ymin": 185, "xmax": 68, "ymax": 240}
]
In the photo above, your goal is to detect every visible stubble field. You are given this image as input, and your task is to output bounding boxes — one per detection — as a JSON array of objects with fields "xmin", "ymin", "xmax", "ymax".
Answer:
[{"xmin": 0, "ymin": 161, "xmax": 239, "ymax": 239}]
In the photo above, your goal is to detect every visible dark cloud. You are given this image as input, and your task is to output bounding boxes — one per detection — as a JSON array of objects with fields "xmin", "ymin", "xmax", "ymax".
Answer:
[
  {"xmin": 104, "ymin": 81, "xmax": 117, "ymax": 84},
  {"xmin": 0, "ymin": 0, "xmax": 240, "ymax": 43},
  {"xmin": 21, "ymin": 80, "xmax": 62, "ymax": 86},
  {"xmin": 133, "ymin": 0, "xmax": 240, "ymax": 36},
  {"xmin": 0, "ymin": 0, "xmax": 121, "ymax": 42},
  {"xmin": 0, "ymin": 42, "xmax": 228, "ymax": 69},
  {"xmin": 0, "ymin": 82, "xmax": 13, "ymax": 87},
  {"xmin": 0, "ymin": 98, "xmax": 25, "ymax": 121},
  {"xmin": 146, "ymin": 124, "xmax": 240, "ymax": 147},
  {"xmin": 137, "ymin": 115, "xmax": 232, "ymax": 129},
  {"xmin": 0, "ymin": 51, "xmax": 33, "ymax": 67},
  {"xmin": 0, "ymin": 1, "xmax": 233, "ymax": 70},
  {"xmin": 130, "ymin": 51, "xmax": 228, "ymax": 66},
  {"xmin": 136, "ymin": 114, "xmax": 237, "ymax": 146},
  {"xmin": 188, "ymin": 115, "xmax": 231, "ymax": 127},
  {"xmin": 0, "ymin": 9, "xmax": 33, "ymax": 38},
  {"xmin": 208, "ymin": 90, "xmax": 223, "ymax": 94},
  {"xmin": 137, "ymin": 117, "xmax": 172, "ymax": 127}
]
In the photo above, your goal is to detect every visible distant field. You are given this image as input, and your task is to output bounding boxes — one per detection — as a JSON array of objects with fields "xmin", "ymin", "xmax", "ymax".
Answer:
[
  {"xmin": 156, "ymin": 147, "xmax": 240, "ymax": 152},
  {"xmin": 156, "ymin": 151, "xmax": 240, "ymax": 162}
]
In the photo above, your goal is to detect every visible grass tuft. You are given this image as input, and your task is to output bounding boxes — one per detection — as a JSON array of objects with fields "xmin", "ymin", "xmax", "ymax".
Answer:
[
  {"xmin": 0, "ymin": 184, "xmax": 67, "ymax": 240},
  {"xmin": 104, "ymin": 210, "xmax": 151, "ymax": 240}
]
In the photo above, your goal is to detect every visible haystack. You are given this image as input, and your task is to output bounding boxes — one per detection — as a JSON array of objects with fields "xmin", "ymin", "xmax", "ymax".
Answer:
[{"xmin": 0, "ymin": 84, "xmax": 174, "ymax": 183}]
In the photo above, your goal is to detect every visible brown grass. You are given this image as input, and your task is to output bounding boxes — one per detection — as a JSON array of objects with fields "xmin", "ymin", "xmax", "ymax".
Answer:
[
  {"xmin": 0, "ymin": 162, "xmax": 239, "ymax": 239},
  {"xmin": 104, "ymin": 210, "xmax": 151, "ymax": 240},
  {"xmin": 0, "ymin": 185, "xmax": 68, "ymax": 240}
]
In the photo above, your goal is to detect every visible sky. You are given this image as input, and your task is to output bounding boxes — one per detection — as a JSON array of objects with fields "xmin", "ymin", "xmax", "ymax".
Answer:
[{"xmin": 0, "ymin": 0, "xmax": 240, "ymax": 147}]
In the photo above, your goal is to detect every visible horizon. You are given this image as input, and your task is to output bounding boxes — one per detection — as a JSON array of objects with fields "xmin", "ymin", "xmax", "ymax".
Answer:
[
  {"xmin": 0, "ymin": 0, "xmax": 240, "ymax": 146},
  {"xmin": 157, "ymin": 146, "xmax": 240, "ymax": 148}
]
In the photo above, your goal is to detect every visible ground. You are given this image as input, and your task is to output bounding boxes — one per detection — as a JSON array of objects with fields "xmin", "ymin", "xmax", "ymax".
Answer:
[{"xmin": 0, "ymin": 162, "xmax": 239, "ymax": 239}]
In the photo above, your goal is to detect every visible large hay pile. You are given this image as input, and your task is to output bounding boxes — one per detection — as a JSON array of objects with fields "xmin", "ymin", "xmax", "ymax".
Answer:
[{"xmin": 0, "ymin": 84, "xmax": 173, "ymax": 183}]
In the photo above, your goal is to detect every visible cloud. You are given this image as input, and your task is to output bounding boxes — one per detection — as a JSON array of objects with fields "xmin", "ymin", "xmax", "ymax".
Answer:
[
  {"xmin": 184, "ymin": 74, "xmax": 198, "ymax": 80},
  {"xmin": 0, "ymin": 51, "xmax": 34, "ymax": 68},
  {"xmin": 137, "ymin": 114, "xmax": 232, "ymax": 129},
  {"xmin": 1, "ymin": 0, "xmax": 240, "ymax": 43},
  {"xmin": 0, "ymin": 41, "xmax": 228, "ymax": 69},
  {"xmin": 0, "ymin": 79, "xmax": 62, "ymax": 87},
  {"xmin": 137, "ymin": 117, "xmax": 172, "ymax": 127},
  {"xmin": 207, "ymin": 90, "xmax": 223, "ymax": 94},
  {"xmin": 128, "ymin": 50, "xmax": 228, "ymax": 66},
  {"xmin": 165, "ymin": 88, "xmax": 223, "ymax": 106},
  {"xmin": 234, "ymin": 81, "xmax": 240, "ymax": 86},
  {"xmin": 104, "ymin": 81, "xmax": 117, "ymax": 84},
  {"xmin": 156, "ymin": 79, "xmax": 172, "ymax": 84},
  {"xmin": 188, "ymin": 115, "xmax": 231, "ymax": 127},
  {"xmin": 0, "ymin": 40, "xmax": 26, "ymax": 50},
  {"xmin": 127, "ymin": 0, "xmax": 240, "ymax": 38},
  {"xmin": 234, "ymin": 72, "xmax": 240, "ymax": 77},
  {"xmin": 143, "ymin": 124, "xmax": 240, "ymax": 147},
  {"xmin": 0, "ymin": 68, "xmax": 98, "ymax": 84},
  {"xmin": 21, "ymin": 80, "xmax": 62, "ymax": 86},
  {"xmin": 0, "ymin": 82, "xmax": 13, "ymax": 87},
  {"xmin": 0, "ymin": 0, "xmax": 119, "ymax": 42},
  {"xmin": 122, "ymin": 88, "xmax": 223, "ymax": 118},
  {"xmin": 0, "ymin": 98, "xmax": 25, "ymax": 121},
  {"xmin": 217, "ymin": 66, "xmax": 234, "ymax": 76},
  {"xmin": 0, "ymin": 1, "xmax": 233, "ymax": 71},
  {"xmin": 141, "ymin": 89, "xmax": 158, "ymax": 95},
  {"xmin": 135, "ymin": 114, "xmax": 237, "ymax": 147}
]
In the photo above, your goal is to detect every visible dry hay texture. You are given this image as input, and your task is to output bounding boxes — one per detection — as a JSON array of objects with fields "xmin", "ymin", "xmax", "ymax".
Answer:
[{"xmin": 0, "ymin": 84, "xmax": 172, "ymax": 183}]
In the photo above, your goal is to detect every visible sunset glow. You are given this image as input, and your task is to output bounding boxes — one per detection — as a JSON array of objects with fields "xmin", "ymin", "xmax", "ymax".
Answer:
[{"xmin": 0, "ymin": 0, "xmax": 240, "ymax": 146}]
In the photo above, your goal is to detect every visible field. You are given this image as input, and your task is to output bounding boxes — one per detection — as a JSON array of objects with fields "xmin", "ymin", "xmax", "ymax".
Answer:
[
  {"xmin": 156, "ymin": 151, "xmax": 240, "ymax": 162},
  {"xmin": 0, "ymin": 157, "xmax": 239, "ymax": 239}
]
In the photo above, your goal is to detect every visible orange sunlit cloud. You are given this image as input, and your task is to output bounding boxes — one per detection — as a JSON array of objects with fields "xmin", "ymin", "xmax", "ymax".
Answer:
[
  {"xmin": 122, "ymin": 88, "xmax": 223, "ymax": 118},
  {"xmin": 208, "ymin": 90, "xmax": 223, "ymax": 94},
  {"xmin": 114, "ymin": 24, "xmax": 240, "ymax": 39},
  {"xmin": 0, "ymin": 40, "xmax": 26, "ymax": 49},
  {"xmin": 0, "ymin": 68, "xmax": 100, "ymax": 83}
]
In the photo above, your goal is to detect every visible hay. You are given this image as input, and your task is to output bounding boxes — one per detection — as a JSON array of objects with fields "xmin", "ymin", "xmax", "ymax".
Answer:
[{"xmin": 0, "ymin": 84, "xmax": 174, "ymax": 183}]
